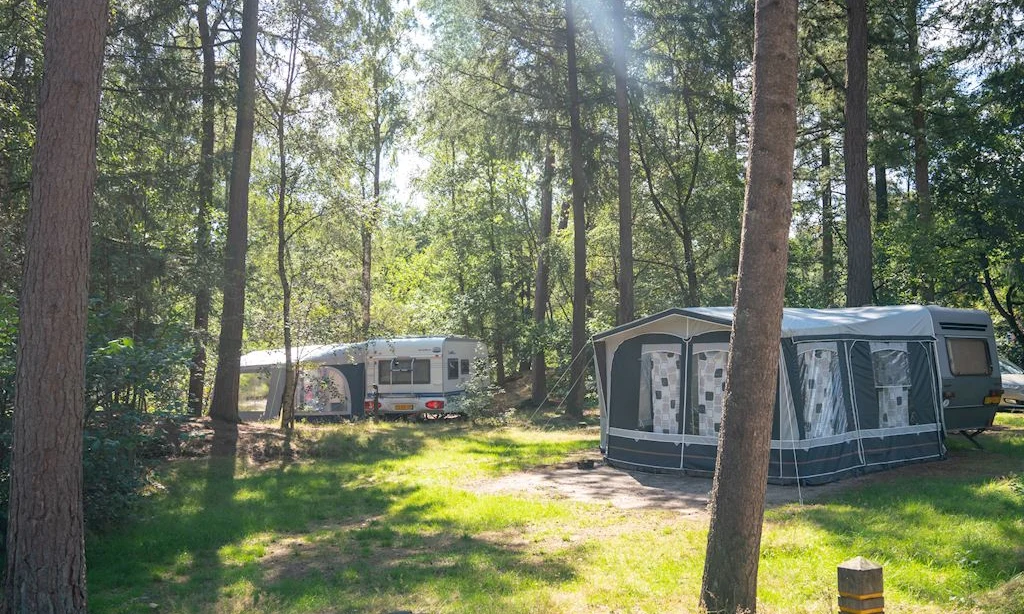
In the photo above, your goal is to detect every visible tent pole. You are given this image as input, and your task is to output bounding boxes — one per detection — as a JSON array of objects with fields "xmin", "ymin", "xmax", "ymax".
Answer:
[{"xmin": 783, "ymin": 352, "xmax": 803, "ymax": 503}]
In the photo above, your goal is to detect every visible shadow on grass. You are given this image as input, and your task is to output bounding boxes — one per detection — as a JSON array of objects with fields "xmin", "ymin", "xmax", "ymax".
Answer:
[
  {"xmin": 796, "ymin": 429, "xmax": 1024, "ymax": 604},
  {"xmin": 87, "ymin": 425, "xmax": 431, "ymax": 612},
  {"xmin": 257, "ymin": 490, "xmax": 586, "ymax": 611},
  {"xmin": 460, "ymin": 435, "xmax": 598, "ymax": 473}
]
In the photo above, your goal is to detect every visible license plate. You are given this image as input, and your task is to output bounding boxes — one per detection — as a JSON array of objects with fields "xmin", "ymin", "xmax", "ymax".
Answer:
[
  {"xmin": 394, "ymin": 403, "xmax": 414, "ymax": 411},
  {"xmin": 983, "ymin": 395, "xmax": 1002, "ymax": 405}
]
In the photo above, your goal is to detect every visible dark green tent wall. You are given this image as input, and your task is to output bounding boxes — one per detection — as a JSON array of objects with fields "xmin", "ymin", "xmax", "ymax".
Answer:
[{"xmin": 593, "ymin": 306, "xmax": 994, "ymax": 485}]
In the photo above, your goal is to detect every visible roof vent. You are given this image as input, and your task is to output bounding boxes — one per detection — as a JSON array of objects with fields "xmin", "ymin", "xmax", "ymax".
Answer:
[{"xmin": 939, "ymin": 321, "xmax": 988, "ymax": 332}]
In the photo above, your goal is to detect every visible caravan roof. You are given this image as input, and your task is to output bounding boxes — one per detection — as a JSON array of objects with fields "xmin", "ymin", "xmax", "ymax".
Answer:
[
  {"xmin": 594, "ymin": 305, "xmax": 943, "ymax": 341},
  {"xmin": 364, "ymin": 336, "xmax": 479, "ymax": 357}
]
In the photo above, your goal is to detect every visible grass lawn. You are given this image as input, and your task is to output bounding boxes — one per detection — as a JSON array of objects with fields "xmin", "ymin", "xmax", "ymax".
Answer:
[{"xmin": 88, "ymin": 414, "xmax": 1024, "ymax": 613}]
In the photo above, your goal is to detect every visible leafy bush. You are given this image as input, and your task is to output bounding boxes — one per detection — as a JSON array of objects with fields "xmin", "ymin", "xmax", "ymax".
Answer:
[
  {"xmin": 0, "ymin": 299, "xmax": 193, "ymax": 555},
  {"xmin": 82, "ymin": 410, "xmax": 187, "ymax": 530},
  {"xmin": 449, "ymin": 358, "xmax": 509, "ymax": 424}
]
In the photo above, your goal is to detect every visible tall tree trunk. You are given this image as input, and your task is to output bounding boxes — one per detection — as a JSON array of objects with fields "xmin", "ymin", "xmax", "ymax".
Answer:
[
  {"xmin": 277, "ymin": 8, "xmax": 302, "ymax": 431},
  {"xmin": 844, "ymin": 0, "xmax": 872, "ymax": 307},
  {"xmin": 362, "ymin": 112, "xmax": 382, "ymax": 336},
  {"xmin": 699, "ymin": 0, "xmax": 798, "ymax": 610},
  {"xmin": 209, "ymin": 0, "xmax": 258, "ymax": 423},
  {"xmin": 531, "ymin": 144, "xmax": 555, "ymax": 405},
  {"xmin": 566, "ymin": 0, "xmax": 588, "ymax": 417},
  {"xmin": 612, "ymin": 0, "xmax": 633, "ymax": 325},
  {"xmin": 822, "ymin": 141, "xmax": 835, "ymax": 305},
  {"xmin": 908, "ymin": 0, "xmax": 933, "ymax": 302},
  {"xmin": 726, "ymin": 64, "xmax": 742, "ymax": 290},
  {"xmin": 3, "ymin": 0, "xmax": 107, "ymax": 610},
  {"xmin": 361, "ymin": 222, "xmax": 372, "ymax": 335},
  {"xmin": 874, "ymin": 159, "xmax": 888, "ymax": 223},
  {"xmin": 486, "ymin": 166, "xmax": 507, "ymax": 386},
  {"xmin": 188, "ymin": 0, "xmax": 217, "ymax": 416}
]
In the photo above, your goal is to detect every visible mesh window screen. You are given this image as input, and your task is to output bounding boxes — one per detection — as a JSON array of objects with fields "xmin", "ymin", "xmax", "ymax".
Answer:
[
  {"xmin": 871, "ymin": 342, "xmax": 910, "ymax": 428},
  {"xmin": 691, "ymin": 349, "xmax": 728, "ymax": 436},
  {"xmin": 797, "ymin": 347, "xmax": 848, "ymax": 438},
  {"xmin": 650, "ymin": 352, "xmax": 681, "ymax": 434}
]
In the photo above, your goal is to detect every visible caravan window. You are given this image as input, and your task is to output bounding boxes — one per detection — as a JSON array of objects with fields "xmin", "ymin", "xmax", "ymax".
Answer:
[
  {"xmin": 379, "ymin": 358, "xmax": 431, "ymax": 385},
  {"xmin": 461, "ymin": 359, "xmax": 470, "ymax": 375},
  {"xmin": 946, "ymin": 338, "xmax": 992, "ymax": 376},
  {"xmin": 448, "ymin": 358, "xmax": 459, "ymax": 380},
  {"xmin": 390, "ymin": 359, "xmax": 413, "ymax": 384},
  {"xmin": 412, "ymin": 359, "xmax": 431, "ymax": 384}
]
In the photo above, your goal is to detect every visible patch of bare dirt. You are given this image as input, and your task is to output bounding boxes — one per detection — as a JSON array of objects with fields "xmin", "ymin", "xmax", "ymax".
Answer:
[
  {"xmin": 466, "ymin": 432, "xmax": 1024, "ymax": 520},
  {"xmin": 169, "ymin": 417, "xmax": 309, "ymax": 463}
]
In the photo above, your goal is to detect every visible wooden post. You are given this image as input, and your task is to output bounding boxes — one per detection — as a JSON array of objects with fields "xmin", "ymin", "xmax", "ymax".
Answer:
[{"xmin": 838, "ymin": 556, "xmax": 884, "ymax": 614}]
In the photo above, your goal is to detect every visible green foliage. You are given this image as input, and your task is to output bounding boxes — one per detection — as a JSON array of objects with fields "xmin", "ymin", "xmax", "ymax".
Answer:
[
  {"xmin": 82, "ymin": 411, "xmax": 185, "ymax": 530},
  {"xmin": 450, "ymin": 358, "xmax": 510, "ymax": 423},
  {"xmin": 86, "ymin": 305, "xmax": 194, "ymax": 415}
]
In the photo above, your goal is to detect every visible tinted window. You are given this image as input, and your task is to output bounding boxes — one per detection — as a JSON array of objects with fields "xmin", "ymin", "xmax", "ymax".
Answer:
[
  {"xmin": 380, "ymin": 358, "xmax": 431, "ymax": 385},
  {"xmin": 391, "ymin": 359, "xmax": 413, "ymax": 385},
  {"xmin": 413, "ymin": 358, "xmax": 431, "ymax": 384},
  {"xmin": 947, "ymin": 338, "xmax": 992, "ymax": 376},
  {"xmin": 461, "ymin": 359, "xmax": 470, "ymax": 375},
  {"xmin": 448, "ymin": 359, "xmax": 459, "ymax": 380}
]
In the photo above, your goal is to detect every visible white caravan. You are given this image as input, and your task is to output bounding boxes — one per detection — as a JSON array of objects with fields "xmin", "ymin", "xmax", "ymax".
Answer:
[{"xmin": 364, "ymin": 337, "xmax": 487, "ymax": 417}]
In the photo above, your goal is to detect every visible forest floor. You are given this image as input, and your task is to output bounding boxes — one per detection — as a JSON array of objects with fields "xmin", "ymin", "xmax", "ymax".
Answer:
[{"xmin": 87, "ymin": 406, "xmax": 1024, "ymax": 614}]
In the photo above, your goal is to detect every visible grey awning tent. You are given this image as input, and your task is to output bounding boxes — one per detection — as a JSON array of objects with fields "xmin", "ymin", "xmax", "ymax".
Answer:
[
  {"xmin": 593, "ymin": 306, "xmax": 949, "ymax": 484},
  {"xmin": 240, "ymin": 343, "xmax": 366, "ymax": 419}
]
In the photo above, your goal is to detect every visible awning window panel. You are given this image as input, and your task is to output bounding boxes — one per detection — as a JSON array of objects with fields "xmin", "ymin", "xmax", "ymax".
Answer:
[
  {"xmin": 797, "ymin": 344, "xmax": 849, "ymax": 439},
  {"xmin": 638, "ymin": 344, "xmax": 682, "ymax": 433},
  {"xmin": 871, "ymin": 342, "xmax": 910, "ymax": 428},
  {"xmin": 690, "ymin": 347, "xmax": 728, "ymax": 437}
]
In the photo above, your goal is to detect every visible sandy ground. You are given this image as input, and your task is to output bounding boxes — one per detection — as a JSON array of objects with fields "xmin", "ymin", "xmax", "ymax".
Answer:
[
  {"xmin": 468, "ymin": 424, "xmax": 1024, "ymax": 520},
  {"xmin": 470, "ymin": 460, "xmax": 849, "ymax": 520}
]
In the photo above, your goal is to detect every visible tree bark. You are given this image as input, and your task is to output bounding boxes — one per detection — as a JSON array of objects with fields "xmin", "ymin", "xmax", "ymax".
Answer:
[
  {"xmin": 277, "ymin": 8, "xmax": 302, "ymax": 431},
  {"xmin": 209, "ymin": 0, "xmax": 258, "ymax": 423},
  {"xmin": 874, "ymin": 159, "xmax": 888, "ymax": 224},
  {"xmin": 3, "ymin": 0, "xmax": 108, "ymax": 611},
  {"xmin": 822, "ymin": 141, "xmax": 835, "ymax": 305},
  {"xmin": 844, "ymin": 0, "xmax": 872, "ymax": 307},
  {"xmin": 188, "ymin": 0, "xmax": 217, "ymax": 416},
  {"xmin": 908, "ymin": 0, "xmax": 933, "ymax": 302},
  {"xmin": 699, "ymin": 0, "xmax": 798, "ymax": 610},
  {"xmin": 531, "ymin": 144, "xmax": 555, "ymax": 405},
  {"xmin": 566, "ymin": 0, "xmax": 588, "ymax": 417},
  {"xmin": 612, "ymin": 0, "xmax": 633, "ymax": 325}
]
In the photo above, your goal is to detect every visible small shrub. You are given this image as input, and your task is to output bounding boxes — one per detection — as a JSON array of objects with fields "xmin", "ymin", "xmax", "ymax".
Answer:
[
  {"xmin": 82, "ymin": 410, "xmax": 186, "ymax": 529},
  {"xmin": 449, "ymin": 359, "xmax": 511, "ymax": 424}
]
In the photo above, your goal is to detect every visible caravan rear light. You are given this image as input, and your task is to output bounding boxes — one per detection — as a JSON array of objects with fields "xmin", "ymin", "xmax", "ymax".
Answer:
[{"xmin": 425, "ymin": 400, "xmax": 445, "ymax": 410}]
